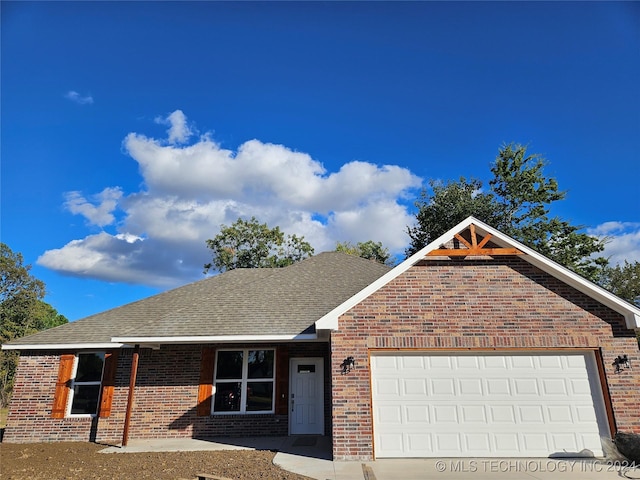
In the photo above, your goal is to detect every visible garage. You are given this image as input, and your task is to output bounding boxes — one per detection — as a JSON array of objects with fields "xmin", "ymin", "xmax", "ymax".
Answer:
[{"xmin": 371, "ymin": 351, "xmax": 609, "ymax": 458}]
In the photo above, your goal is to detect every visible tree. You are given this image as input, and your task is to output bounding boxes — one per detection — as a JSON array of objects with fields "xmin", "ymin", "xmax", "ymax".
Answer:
[
  {"xmin": 406, "ymin": 177, "xmax": 502, "ymax": 250},
  {"xmin": 598, "ymin": 261, "xmax": 640, "ymax": 307},
  {"xmin": 1, "ymin": 243, "xmax": 68, "ymax": 406},
  {"xmin": 204, "ymin": 217, "xmax": 314, "ymax": 273},
  {"xmin": 335, "ymin": 240, "xmax": 394, "ymax": 266},
  {"xmin": 406, "ymin": 143, "xmax": 607, "ymax": 282}
]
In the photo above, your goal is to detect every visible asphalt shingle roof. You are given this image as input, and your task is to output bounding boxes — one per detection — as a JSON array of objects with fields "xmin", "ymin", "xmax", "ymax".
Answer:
[{"xmin": 5, "ymin": 252, "xmax": 391, "ymax": 347}]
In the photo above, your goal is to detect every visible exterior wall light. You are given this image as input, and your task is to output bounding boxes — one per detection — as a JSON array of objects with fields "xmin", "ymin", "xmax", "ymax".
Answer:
[
  {"xmin": 613, "ymin": 354, "xmax": 631, "ymax": 373},
  {"xmin": 340, "ymin": 356, "xmax": 355, "ymax": 375}
]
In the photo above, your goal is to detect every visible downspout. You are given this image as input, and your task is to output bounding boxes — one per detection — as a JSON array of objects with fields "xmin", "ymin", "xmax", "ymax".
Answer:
[{"xmin": 122, "ymin": 344, "xmax": 140, "ymax": 447}]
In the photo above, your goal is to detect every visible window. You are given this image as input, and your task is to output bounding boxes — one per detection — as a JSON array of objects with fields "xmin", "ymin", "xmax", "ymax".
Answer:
[
  {"xmin": 69, "ymin": 352, "xmax": 105, "ymax": 415},
  {"xmin": 213, "ymin": 349, "xmax": 275, "ymax": 414}
]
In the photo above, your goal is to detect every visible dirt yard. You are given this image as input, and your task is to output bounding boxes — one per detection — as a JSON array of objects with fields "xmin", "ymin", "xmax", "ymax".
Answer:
[{"xmin": 0, "ymin": 442, "xmax": 314, "ymax": 480}]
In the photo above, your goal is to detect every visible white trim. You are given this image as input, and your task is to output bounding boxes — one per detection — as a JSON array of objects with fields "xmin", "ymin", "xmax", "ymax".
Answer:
[
  {"xmin": 110, "ymin": 334, "xmax": 320, "ymax": 345},
  {"xmin": 316, "ymin": 216, "xmax": 640, "ymax": 331},
  {"xmin": 1, "ymin": 343, "xmax": 125, "ymax": 351}
]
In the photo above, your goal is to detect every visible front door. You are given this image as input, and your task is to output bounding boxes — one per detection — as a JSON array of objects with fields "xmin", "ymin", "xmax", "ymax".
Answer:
[{"xmin": 289, "ymin": 357, "xmax": 324, "ymax": 435}]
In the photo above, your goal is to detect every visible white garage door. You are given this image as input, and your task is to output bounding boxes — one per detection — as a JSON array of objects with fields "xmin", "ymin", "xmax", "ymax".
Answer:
[{"xmin": 371, "ymin": 352, "xmax": 608, "ymax": 458}]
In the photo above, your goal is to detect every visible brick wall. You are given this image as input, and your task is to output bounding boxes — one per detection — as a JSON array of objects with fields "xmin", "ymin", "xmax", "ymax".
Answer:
[
  {"xmin": 330, "ymin": 257, "xmax": 640, "ymax": 460},
  {"xmin": 4, "ymin": 342, "xmax": 330, "ymax": 444}
]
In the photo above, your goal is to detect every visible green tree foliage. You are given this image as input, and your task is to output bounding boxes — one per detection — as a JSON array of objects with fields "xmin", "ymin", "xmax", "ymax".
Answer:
[
  {"xmin": 335, "ymin": 240, "xmax": 394, "ymax": 266},
  {"xmin": 204, "ymin": 217, "xmax": 314, "ymax": 273},
  {"xmin": 1, "ymin": 243, "xmax": 68, "ymax": 406},
  {"xmin": 406, "ymin": 143, "xmax": 607, "ymax": 282},
  {"xmin": 598, "ymin": 261, "xmax": 640, "ymax": 307}
]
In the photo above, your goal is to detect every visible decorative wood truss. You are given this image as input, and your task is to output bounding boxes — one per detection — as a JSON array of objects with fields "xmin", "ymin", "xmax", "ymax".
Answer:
[{"xmin": 427, "ymin": 224, "xmax": 524, "ymax": 257}]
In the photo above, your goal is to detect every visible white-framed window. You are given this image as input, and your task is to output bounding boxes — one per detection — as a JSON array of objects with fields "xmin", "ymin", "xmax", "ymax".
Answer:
[
  {"xmin": 213, "ymin": 349, "xmax": 275, "ymax": 414},
  {"xmin": 68, "ymin": 352, "xmax": 105, "ymax": 416}
]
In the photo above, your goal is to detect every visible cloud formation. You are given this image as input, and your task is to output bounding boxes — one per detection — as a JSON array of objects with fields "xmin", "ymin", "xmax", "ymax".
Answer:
[
  {"xmin": 64, "ymin": 188, "xmax": 123, "ymax": 227},
  {"xmin": 38, "ymin": 111, "xmax": 422, "ymax": 286},
  {"xmin": 39, "ymin": 111, "xmax": 640, "ymax": 288},
  {"xmin": 64, "ymin": 90, "xmax": 94, "ymax": 105},
  {"xmin": 589, "ymin": 222, "xmax": 640, "ymax": 265}
]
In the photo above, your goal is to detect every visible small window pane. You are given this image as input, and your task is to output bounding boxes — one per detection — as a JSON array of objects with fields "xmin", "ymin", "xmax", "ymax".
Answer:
[
  {"xmin": 246, "ymin": 382, "xmax": 273, "ymax": 411},
  {"xmin": 70, "ymin": 384, "xmax": 101, "ymax": 414},
  {"xmin": 76, "ymin": 353, "xmax": 105, "ymax": 382},
  {"xmin": 214, "ymin": 382, "xmax": 242, "ymax": 412},
  {"xmin": 216, "ymin": 351, "xmax": 243, "ymax": 379},
  {"xmin": 247, "ymin": 350, "xmax": 274, "ymax": 379}
]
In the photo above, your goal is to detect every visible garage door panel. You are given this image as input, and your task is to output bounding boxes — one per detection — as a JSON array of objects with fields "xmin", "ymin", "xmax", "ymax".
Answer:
[
  {"xmin": 372, "ymin": 352, "xmax": 607, "ymax": 458},
  {"xmin": 542, "ymin": 378, "xmax": 568, "ymax": 395},
  {"xmin": 404, "ymin": 378, "xmax": 428, "ymax": 395},
  {"xmin": 435, "ymin": 433, "xmax": 461, "ymax": 453},
  {"xmin": 463, "ymin": 433, "xmax": 492, "ymax": 453},
  {"xmin": 405, "ymin": 405, "xmax": 430, "ymax": 423},
  {"xmin": 513, "ymin": 378, "xmax": 539, "ymax": 395},
  {"xmin": 461, "ymin": 405, "xmax": 486, "ymax": 422},
  {"xmin": 486, "ymin": 378, "xmax": 511, "ymax": 395},
  {"xmin": 433, "ymin": 404, "xmax": 458, "ymax": 423},
  {"xmin": 458, "ymin": 378, "xmax": 483, "ymax": 395},
  {"xmin": 431, "ymin": 378, "xmax": 455, "ymax": 395},
  {"xmin": 406, "ymin": 434, "xmax": 432, "ymax": 454},
  {"xmin": 489, "ymin": 405, "xmax": 515, "ymax": 423}
]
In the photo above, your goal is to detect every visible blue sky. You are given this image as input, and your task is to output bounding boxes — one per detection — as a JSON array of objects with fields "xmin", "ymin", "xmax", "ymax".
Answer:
[{"xmin": 2, "ymin": 1, "xmax": 639, "ymax": 321}]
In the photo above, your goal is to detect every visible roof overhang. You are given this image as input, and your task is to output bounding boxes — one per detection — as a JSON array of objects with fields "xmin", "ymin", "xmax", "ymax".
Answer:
[
  {"xmin": 110, "ymin": 333, "xmax": 323, "ymax": 347},
  {"xmin": 2, "ymin": 333, "xmax": 326, "ymax": 351},
  {"xmin": 316, "ymin": 216, "xmax": 640, "ymax": 331},
  {"xmin": 1, "ymin": 342, "xmax": 126, "ymax": 351}
]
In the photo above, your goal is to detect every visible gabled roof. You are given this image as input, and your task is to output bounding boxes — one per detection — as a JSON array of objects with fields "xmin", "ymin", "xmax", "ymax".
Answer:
[
  {"xmin": 316, "ymin": 216, "xmax": 640, "ymax": 331},
  {"xmin": 3, "ymin": 252, "xmax": 391, "ymax": 350}
]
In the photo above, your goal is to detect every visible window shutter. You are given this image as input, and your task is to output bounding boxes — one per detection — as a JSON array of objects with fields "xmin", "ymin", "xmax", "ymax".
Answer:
[
  {"xmin": 275, "ymin": 346, "xmax": 289, "ymax": 415},
  {"xmin": 51, "ymin": 354, "xmax": 75, "ymax": 418},
  {"xmin": 197, "ymin": 347, "xmax": 216, "ymax": 416},
  {"xmin": 98, "ymin": 350, "xmax": 119, "ymax": 418}
]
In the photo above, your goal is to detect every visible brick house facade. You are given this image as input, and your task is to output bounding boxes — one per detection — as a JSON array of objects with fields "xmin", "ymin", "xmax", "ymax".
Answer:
[
  {"xmin": 3, "ymin": 218, "xmax": 640, "ymax": 461},
  {"xmin": 329, "ymin": 257, "xmax": 640, "ymax": 460}
]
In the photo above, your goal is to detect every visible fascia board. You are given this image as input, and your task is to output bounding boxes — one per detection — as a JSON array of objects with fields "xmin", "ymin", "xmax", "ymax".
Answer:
[
  {"xmin": 110, "ymin": 334, "xmax": 320, "ymax": 345},
  {"xmin": 1, "ymin": 343, "xmax": 125, "ymax": 351}
]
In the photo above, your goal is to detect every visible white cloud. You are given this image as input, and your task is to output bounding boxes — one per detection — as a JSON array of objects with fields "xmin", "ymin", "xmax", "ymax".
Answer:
[
  {"xmin": 589, "ymin": 222, "xmax": 640, "ymax": 265},
  {"xmin": 154, "ymin": 110, "xmax": 193, "ymax": 144},
  {"xmin": 64, "ymin": 187, "xmax": 123, "ymax": 227},
  {"xmin": 64, "ymin": 90, "xmax": 94, "ymax": 105},
  {"xmin": 38, "ymin": 111, "xmax": 422, "ymax": 286}
]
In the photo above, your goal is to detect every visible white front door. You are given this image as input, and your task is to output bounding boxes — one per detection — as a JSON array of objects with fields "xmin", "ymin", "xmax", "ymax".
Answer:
[{"xmin": 289, "ymin": 357, "xmax": 324, "ymax": 435}]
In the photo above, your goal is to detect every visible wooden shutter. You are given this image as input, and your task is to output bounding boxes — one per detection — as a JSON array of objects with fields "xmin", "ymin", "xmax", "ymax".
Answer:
[
  {"xmin": 275, "ymin": 346, "xmax": 289, "ymax": 415},
  {"xmin": 51, "ymin": 354, "xmax": 75, "ymax": 418},
  {"xmin": 197, "ymin": 347, "xmax": 216, "ymax": 416},
  {"xmin": 98, "ymin": 350, "xmax": 119, "ymax": 418}
]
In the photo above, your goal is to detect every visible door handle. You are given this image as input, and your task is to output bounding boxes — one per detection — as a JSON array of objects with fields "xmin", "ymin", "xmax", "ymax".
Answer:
[{"xmin": 291, "ymin": 399, "xmax": 294, "ymax": 412}]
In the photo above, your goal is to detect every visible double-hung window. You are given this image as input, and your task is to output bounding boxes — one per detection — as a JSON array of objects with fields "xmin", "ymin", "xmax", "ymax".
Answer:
[
  {"xmin": 213, "ymin": 349, "xmax": 275, "ymax": 414},
  {"xmin": 69, "ymin": 352, "xmax": 105, "ymax": 416}
]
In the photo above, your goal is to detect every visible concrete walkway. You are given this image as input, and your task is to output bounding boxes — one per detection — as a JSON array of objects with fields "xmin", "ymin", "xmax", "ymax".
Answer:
[{"xmin": 100, "ymin": 436, "xmax": 640, "ymax": 480}]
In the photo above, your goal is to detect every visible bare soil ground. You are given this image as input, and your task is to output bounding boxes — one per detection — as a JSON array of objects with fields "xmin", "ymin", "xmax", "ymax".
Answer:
[{"xmin": 0, "ymin": 442, "xmax": 313, "ymax": 480}]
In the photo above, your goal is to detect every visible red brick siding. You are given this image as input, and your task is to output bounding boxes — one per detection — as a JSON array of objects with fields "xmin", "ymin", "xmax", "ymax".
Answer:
[
  {"xmin": 330, "ymin": 257, "xmax": 640, "ymax": 460},
  {"xmin": 4, "ymin": 342, "xmax": 330, "ymax": 443}
]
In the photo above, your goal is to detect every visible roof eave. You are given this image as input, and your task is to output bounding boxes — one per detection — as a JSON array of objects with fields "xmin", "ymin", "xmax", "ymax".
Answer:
[
  {"xmin": 110, "ymin": 333, "xmax": 322, "ymax": 346},
  {"xmin": 1, "ymin": 342, "xmax": 125, "ymax": 351}
]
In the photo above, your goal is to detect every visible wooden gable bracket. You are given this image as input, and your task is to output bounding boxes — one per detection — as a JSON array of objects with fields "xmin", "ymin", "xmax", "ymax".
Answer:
[{"xmin": 427, "ymin": 224, "xmax": 524, "ymax": 257}]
